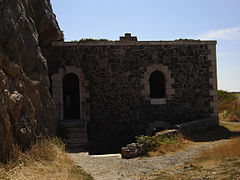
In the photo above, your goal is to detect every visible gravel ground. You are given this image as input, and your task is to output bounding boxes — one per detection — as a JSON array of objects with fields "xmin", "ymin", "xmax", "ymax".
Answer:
[{"xmin": 68, "ymin": 140, "xmax": 227, "ymax": 180}]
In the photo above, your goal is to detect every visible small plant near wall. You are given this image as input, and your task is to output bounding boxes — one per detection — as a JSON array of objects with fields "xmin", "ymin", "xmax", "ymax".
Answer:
[
  {"xmin": 70, "ymin": 38, "xmax": 111, "ymax": 43},
  {"xmin": 135, "ymin": 133, "xmax": 189, "ymax": 157},
  {"xmin": 59, "ymin": 30, "xmax": 64, "ymax": 41},
  {"xmin": 135, "ymin": 135, "xmax": 152, "ymax": 147}
]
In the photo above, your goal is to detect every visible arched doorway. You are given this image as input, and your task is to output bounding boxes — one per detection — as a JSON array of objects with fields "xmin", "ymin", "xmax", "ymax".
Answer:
[
  {"xmin": 63, "ymin": 73, "xmax": 80, "ymax": 119},
  {"xmin": 149, "ymin": 71, "xmax": 166, "ymax": 98}
]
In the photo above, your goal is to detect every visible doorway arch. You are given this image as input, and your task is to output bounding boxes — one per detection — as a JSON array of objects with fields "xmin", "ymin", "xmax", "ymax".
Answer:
[{"xmin": 63, "ymin": 73, "xmax": 80, "ymax": 119}]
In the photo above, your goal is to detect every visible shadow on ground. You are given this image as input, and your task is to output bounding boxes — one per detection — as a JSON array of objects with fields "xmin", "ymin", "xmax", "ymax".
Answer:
[{"xmin": 188, "ymin": 123, "xmax": 240, "ymax": 142}]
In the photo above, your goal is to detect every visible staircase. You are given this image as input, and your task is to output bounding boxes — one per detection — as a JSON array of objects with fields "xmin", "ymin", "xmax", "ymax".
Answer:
[{"xmin": 60, "ymin": 120, "xmax": 88, "ymax": 153}]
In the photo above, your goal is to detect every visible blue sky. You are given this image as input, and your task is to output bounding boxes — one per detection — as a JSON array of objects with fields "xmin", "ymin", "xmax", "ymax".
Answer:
[{"xmin": 51, "ymin": 0, "xmax": 240, "ymax": 91}]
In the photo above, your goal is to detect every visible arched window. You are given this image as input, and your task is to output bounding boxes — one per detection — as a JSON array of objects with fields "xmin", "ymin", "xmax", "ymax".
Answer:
[
  {"xmin": 149, "ymin": 71, "xmax": 165, "ymax": 98},
  {"xmin": 63, "ymin": 73, "xmax": 80, "ymax": 119}
]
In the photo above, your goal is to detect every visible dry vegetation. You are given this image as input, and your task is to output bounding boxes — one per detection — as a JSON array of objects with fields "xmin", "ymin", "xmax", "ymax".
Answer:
[
  {"xmin": 218, "ymin": 90, "xmax": 240, "ymax": 122},
  {"xmin": 152, "ymin": 138, "xmax": 240, "ymax": 180},
  {"xmin": 0, "ymin": 138, "xmax": 92, "ymax": 180},
  {"xmin": 135, "ymin": 133, "xmax": 192, "ymax": 158},
  {"xmin": 143, "ymin": 122, "xmax": 240, "ymax": 180},
  {"xmin": 1, "ymin": 90, "xmax": 239, "ymax": 180},
  {"xmin": 138, "ymin": 91, "xmax": 240, "ymax": 179},
  {"xmin": 146, "ymin": 134, "xmax": 191, "ymax": 157},
  {"xmin": 196, "ymin": 136, "xmax": 240, "ymax": 161}
]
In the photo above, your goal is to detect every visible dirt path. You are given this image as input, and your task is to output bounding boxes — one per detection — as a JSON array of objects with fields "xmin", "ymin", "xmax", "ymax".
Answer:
[{"xmin": 68, "ymin": 139, "xmax": 228, "ymax": 180}]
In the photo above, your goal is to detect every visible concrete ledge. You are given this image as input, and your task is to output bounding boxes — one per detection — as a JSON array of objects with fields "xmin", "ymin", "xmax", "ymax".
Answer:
[
  {"xmin": 150, "ymin": 98, "xmax": 166, "ymax": 105},
  {"xmin": 51, "ymin": 40, "xmax": 217, "ymax": 47},
  {"xmin": 173, "ymin": 117, "xmax": 219, "ymax": 134}
]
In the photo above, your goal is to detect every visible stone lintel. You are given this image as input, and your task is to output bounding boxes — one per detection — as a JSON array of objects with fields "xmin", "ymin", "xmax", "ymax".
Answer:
[{"xmin": 150, "ymin": 98, "xmax": 166, "ymax": 105}]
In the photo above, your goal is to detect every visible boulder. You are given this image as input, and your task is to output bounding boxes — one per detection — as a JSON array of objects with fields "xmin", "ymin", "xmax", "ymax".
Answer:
[{"xmin": 121, "ymin": 143, "xmax": 146, "ymax": 159}]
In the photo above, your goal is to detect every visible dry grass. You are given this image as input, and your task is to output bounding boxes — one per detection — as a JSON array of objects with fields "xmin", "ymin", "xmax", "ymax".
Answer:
[
  {"xmin": 196, "ymin": 136, "xmax": 240, "ymax": 161},
  {"xmin": 146, "ymin": 122, "xmax": 240, "ymax": 179},
  {"xmin": 147, "ymin": 134, "xmax": 192, "ymax": 157},
  {"xmin": 218, "ymin": 90, "xmax": 240, "ymax": 122},
  {"xmin": 0, "ymin": 138, "xmax": 92, "ymax": 180},
  {"xmin": 219, "ymin": 120, "xmax": 240, "ymax": 131}
]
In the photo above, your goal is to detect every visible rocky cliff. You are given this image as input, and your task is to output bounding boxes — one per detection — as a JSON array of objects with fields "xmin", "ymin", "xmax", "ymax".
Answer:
[{"xmin": 0, "ymin": 0, "xmax": 61, "ymax": 161}]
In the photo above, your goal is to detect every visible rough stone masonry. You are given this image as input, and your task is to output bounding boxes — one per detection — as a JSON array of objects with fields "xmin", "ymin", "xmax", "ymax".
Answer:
[{"xmin": 44, "ymin": 33, "xmax": 218, "ymax": 154}]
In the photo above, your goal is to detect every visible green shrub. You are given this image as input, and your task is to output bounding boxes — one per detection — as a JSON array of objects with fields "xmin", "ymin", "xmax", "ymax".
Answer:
[
  {"xmin": 136, "ymin": 134, "xmax": 177, "ymax": 149},
  {"xmin": 77, "ymin": 38, "xmax": 110, "ymax": 42},
  {"xmin": 218, "ymin": 90, "xmax": 238, "ymax": 105},
  {"xmin": 135, "ymin": 135, "xmax": 152, "ymax": 147},
  {"xmin": 151, "ymin": 135, "xmax": 177, "ymax": 147}
]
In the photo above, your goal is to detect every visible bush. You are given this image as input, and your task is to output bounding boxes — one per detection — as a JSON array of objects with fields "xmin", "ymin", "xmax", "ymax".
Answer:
[
  {"xmin": 135, "ymin": 133, "xmax": 190, "ymax": 157},
  {"xmin": 218, "ymin": 90, "xmax": 238, "ymax": 105},
  {"xmin": 136, "ymin": 134, "xmax": 180, "ymax": 149},
  {"xmin": 1, "ymin": 137, "xmax": 92, "ymax": 180},
  {"xmin": 135, "ymin": 135, "xmax": 152, "ymax": 147},
  {"xmin": 73, "ymin": 38, "xmax": 110, "ymax": 42},
  {"xmin": 218, "ymin": 90, "xmax": 240, "ymax": 122}
]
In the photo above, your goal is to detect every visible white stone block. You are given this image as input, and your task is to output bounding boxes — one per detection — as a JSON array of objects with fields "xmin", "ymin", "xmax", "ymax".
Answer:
[
  {"xmin": 66, "ymin": 66, "xmax": 76, "ymax": 72},
  {"xmin": 147, "ymin": 66, "xmax": 155, "ymax": 72},
  {"xmin": 166, "ymin": 83, "xmax": 172, "ymax": 89},
  {"xmin": 52, "ymin": 80, "xmax": 62, "ymax": 88},
  {"xmin": 209, "ymin": 66, "xmax": 216, "ymax": 73},
  {"xmin": 211, "ymin": 112, "xmax": 218, "ymax": 117},
  {"xmin": 210, "ymin": 90, "xmax": 217, "ymax": 96},
  {"xmin": 161, "ymin": 66, "xmax": 168, "ymax": 72},
  {"xmin": 85, "ymin": 93, "xmax": 90, "ymax": 98},
  {"xmin": 141, "ymin": 89, "xmax": 148, "ymax": 96},
  {"xmin": 168, "ymin": 78, "xmax": 175, "ymax": 84},
  {"xmin": 167, "ymin": 88, "xmax": 175, "ymax": 95},
  {"xmin": 51, "ymin": 74, "xmax": 62, "ymax": 81},
  {"xmin": 211, "ymin": 82, "xmax": 217, "ymax": 90},
  {"xmin": 208, "ymin": 54, "xmax": 216, "ymax": 60},
  {"xmin": 213, "ymin": 95, "xmax": 218, "ymax": 102},
  {"xmin": 211, "ymin": 60, "xmax": 217, "ymax": 67},
  {"xmin": 209, "ymin": 78, "xmax": 217, "ymax": 85},
  {"xmin": 150, "ymin": 98, "xmax": 166, "ymax": 105},
  {"xmin": 84, "ymin": 81, "xmax": 89, "ymax": 86}
]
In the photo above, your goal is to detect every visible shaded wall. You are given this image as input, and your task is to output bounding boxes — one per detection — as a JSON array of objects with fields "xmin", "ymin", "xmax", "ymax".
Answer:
[{"xmin": 45, "ymin": 40, "xmax": 217, "ymax": 154}]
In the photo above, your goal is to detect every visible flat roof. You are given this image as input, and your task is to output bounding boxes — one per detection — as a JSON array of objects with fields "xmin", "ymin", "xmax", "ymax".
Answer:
[{"xmin": 51, "ymin": 40, "xmax": 217, "ymax": 47}]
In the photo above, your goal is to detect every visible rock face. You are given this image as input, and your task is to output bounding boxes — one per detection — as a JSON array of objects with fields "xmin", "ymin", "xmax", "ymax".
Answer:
[{"xmin": 0, "ymin": 0, "xmax": 61, "ymax": 161}]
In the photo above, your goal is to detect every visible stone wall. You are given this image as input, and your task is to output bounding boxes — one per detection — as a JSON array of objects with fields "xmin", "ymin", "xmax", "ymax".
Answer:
[{"xmin": 44, "ymin": 39, "xmax": 217, "ymax": 154}]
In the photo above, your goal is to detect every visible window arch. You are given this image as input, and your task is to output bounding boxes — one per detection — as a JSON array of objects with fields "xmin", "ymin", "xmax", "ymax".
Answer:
[{"xmin": 149, "ymin": 71, "xmax": 165, "ymax": 98}]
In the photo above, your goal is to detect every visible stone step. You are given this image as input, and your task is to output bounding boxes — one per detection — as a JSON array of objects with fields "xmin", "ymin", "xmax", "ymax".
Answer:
[
  {"xmin": 67, "ymin": 138, "xmax": 88, "ymax": 144},
  {"xmin": 67, "ymin": 133, "xmax": 88, "ymax": 139},
  {"xmin": 65, "ymin": 127, "xmax": 87, "ymax": 133},
  {"xmin": 60, "ymin": 120, "xmax": 88, "ymax": 153},
  {"xmin": 67, "ymin": 148, "xmax": 87, "ymax": 153},
  {"xmin": 66, "ymin": 144, "xmax": 88, "ymax": 153},
  {"xmin": 60, "ymin": 121, "xmax": 86, "ymax": 128},
  {"xmin": 67, "ymin": 143, "xmax": 87, "ymax": 148}
]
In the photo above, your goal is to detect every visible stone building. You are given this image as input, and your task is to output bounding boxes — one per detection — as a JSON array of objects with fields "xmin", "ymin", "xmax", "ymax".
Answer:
[{"xmin": 44, "ymin": 33, "xmax": 218, "ymax": 154}]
